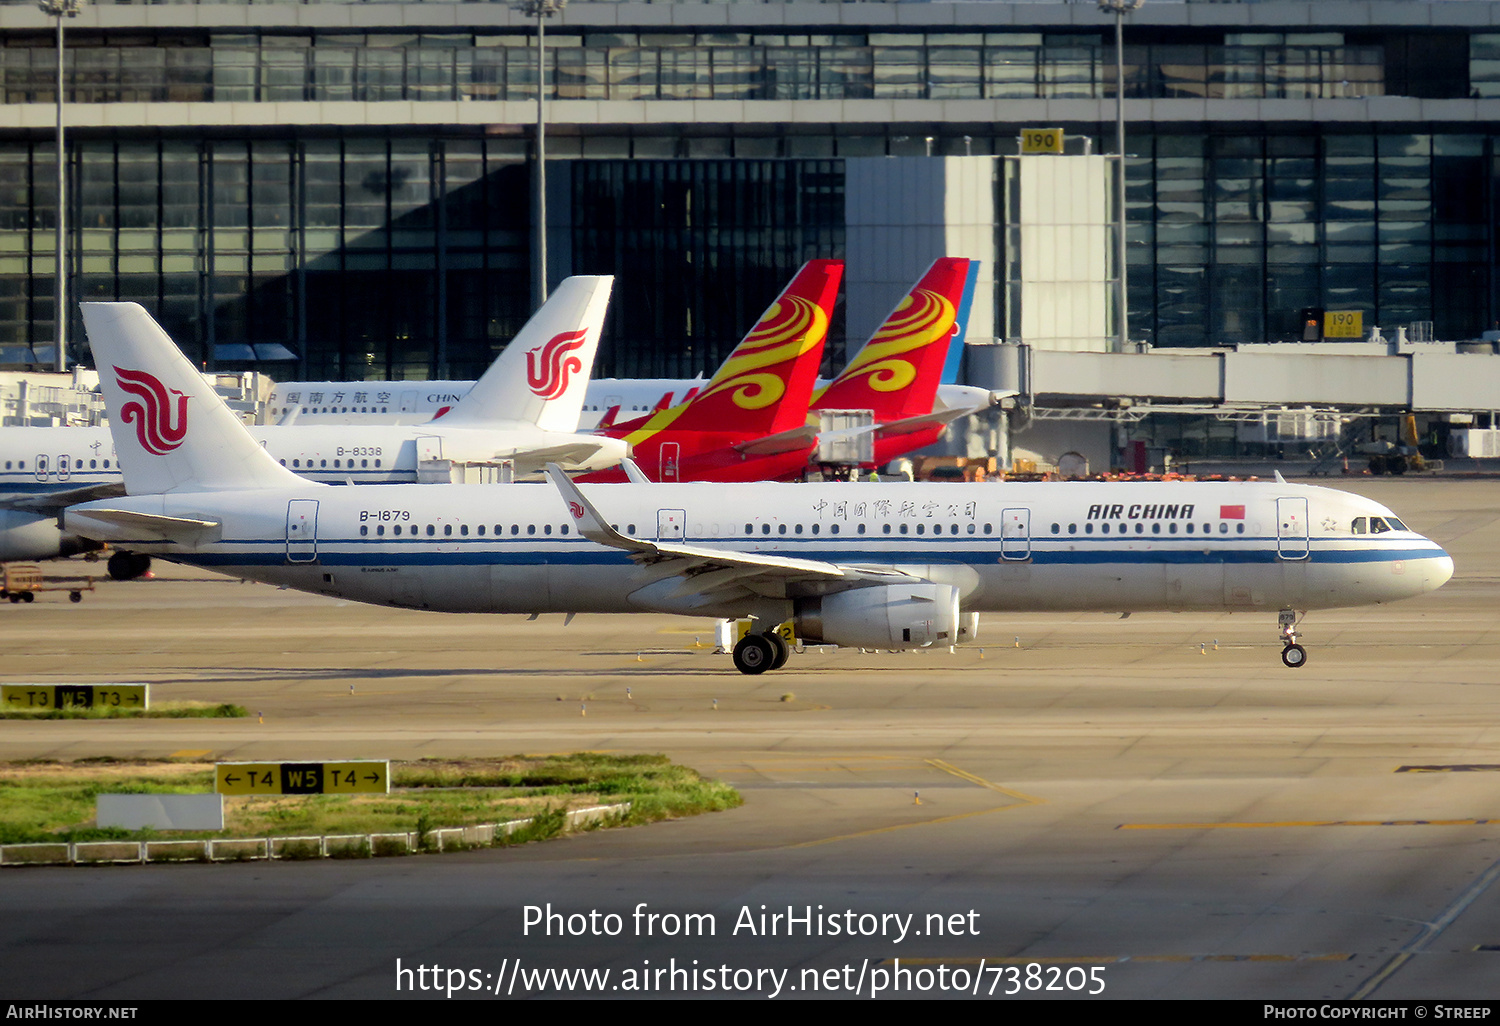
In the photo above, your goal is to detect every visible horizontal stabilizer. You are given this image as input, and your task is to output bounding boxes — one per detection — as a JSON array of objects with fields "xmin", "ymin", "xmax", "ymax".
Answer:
[
  {"xmin": 65, "ymin": 507, "xmax": 221, "ymax": 546},
  {"xmin": 873, "ymin": 404, "xmax": 985, "ymax": 440},
  {"xmin": 731, "ymin": 423, "xmax": 820, "ymax": 456},
  {"xmin": 3, "ymin": 482, "xmax": 127, "ymax": 514}
]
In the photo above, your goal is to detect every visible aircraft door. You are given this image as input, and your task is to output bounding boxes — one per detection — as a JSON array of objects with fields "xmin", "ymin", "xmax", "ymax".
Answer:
[
  {"xmin": 1276, "ymin": 497, "xmax": 1309, "ymax": 560},
  {"xmin": 1000, "ymin": 507, "xmax": 1031, "ymax": 560},
  {"xmin": 399, "ymin": 390, "xmax": 419, "ymax": 414},
  {"xmin": 657, "ymin": 509, "xmax": 686, "ymax": 541},
  {"xmin": 34, "ymin": 455, "xmax": 47, "ymax": 481},
  {"xmin": 659, "ymin": 442, "xmax": 681, "ymax": 482},
  {"xmin": 286, "ymin": 499, "xmax": 319, "ymax": 563}
]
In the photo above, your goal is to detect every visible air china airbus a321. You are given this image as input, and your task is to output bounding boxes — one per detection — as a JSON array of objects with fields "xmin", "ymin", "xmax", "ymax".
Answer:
[{"xmin": 66, "ymin": 301, "xmax": 1453, "ymax": 674}]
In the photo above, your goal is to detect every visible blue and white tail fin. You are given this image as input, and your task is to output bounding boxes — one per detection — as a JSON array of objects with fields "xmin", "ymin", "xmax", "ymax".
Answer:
[
  {"xmin": 79, "ymin": 303, "xmax": 304, "ymax": 495},
  {"xmin": 437, "ymin": 275, "xmax": 613, "ymax": 431}
]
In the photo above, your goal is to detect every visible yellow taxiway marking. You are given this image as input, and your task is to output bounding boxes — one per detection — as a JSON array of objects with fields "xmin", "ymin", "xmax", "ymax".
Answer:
[
  {"xmin": 926, "ymin": 759, "xmax": 1047, "ymax": 807},
  {"xmin": 168, "ymin": 749, "xmax": 212, "ymax": 759},
  {"xmin": 1119, "ymin": 818, "xmax": 1500, "ymax": 830},
  {"xmin": 785, "ymin": 760, "xmax": 1045, "ymax": 849},
  {"xmin": 890, "ymin": 953, "xmax": 1351, "ymax": 966}
]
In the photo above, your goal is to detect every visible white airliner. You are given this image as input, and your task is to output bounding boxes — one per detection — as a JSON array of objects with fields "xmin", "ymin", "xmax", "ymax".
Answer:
[
  {"xmin": 65, "ymin": 300, "xmax": 1453, "ymax": 674},
  {"xmin": 0, "ymin": 278, "xmax": 624, "ymax": 575}
]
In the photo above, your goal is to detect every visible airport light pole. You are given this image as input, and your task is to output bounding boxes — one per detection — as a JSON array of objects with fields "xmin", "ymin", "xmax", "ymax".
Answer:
[
  {"xmin": 518, "ymin": 0, "xmax": 566, "ymax": 311},
  {"xmin": 1099, "ymin": 0, "xmax": 1141, "ymax": 355},
  {"xmin": 40, "ymin": 0, "xmax": 81, "ymax": 372}
]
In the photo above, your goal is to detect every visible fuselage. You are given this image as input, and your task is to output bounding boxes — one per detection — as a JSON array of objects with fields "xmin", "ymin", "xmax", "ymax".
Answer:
[
  {"xmin": 0, "ymin": 422, "xmax": 626, "ymax": 500},
  {"xmin": 65, "ymin": 480, "xmax": 1453, "ymax": 622}
]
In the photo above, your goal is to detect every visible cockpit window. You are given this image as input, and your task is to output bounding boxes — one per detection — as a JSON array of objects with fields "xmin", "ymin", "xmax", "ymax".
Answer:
[
  {"xmin": 1386, "ymin": 517, "xmax": 1407, "ymax": 531},
  {"xmin": 1352, "ymin": 517, "xmax": 1367, "ymax": 535},
  {"xmin": 1370, "ymin": 517, "xmax": 1391, "ymax": 533}
]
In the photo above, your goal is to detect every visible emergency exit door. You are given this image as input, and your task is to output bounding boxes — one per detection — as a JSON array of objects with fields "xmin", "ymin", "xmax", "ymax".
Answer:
[{"xmin": 286, "ymin": 499, "xmax": 319, "ymax": 563}]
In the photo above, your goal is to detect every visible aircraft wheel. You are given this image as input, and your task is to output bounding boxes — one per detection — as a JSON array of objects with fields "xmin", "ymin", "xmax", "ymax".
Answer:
[
  {"xmin": 21, "ymin": 592, "xmax": 34, "ymax": 603},
  {"xmin": 69, "ymin": 591, "xmax": 82, "ymax": 603},
  {"xmin": 107, "ymin": 552, "xmax": 152, "ymax": 581},
  {"xmin": 733, "ymin": 634, "xmax": 776, "ymax": 675},
  {"xmin": 1281, "ymin": 643, "xmax": 1307, "ymax": 669},
  {"xmin": 765, "ymin": 632, "xmax": 790, "ymax": 670}
]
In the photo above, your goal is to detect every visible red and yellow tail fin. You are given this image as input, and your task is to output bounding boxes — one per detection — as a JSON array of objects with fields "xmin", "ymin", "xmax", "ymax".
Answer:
[
  {"xmin": 813, "ymin": 257, "xmax": 971, "ymax": 421},
  {"xmin": 604, "ymin": 259, "xmax": 843, "ymax": 443}
]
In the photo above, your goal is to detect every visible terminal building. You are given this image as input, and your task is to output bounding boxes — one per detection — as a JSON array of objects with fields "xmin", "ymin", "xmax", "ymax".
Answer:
[{"xmin": 2, "ymin": 0, "xmax": 1499, "ymax": 467}]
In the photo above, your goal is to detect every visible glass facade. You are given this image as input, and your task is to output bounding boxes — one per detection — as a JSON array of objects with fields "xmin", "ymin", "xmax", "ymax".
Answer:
[
  {"xmin": 1125, "ymin": 131, "xmax": 1492, "ymax": 347},
  {"xmin": 0, "ymin": 31, "xmax": 1399, "ymax": 105}
]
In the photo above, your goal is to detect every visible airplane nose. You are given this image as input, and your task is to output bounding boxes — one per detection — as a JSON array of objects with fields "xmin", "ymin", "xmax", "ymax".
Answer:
[{"xmin": 1425, "ymin": 546, "xmax": 1454, "ymax": 592}]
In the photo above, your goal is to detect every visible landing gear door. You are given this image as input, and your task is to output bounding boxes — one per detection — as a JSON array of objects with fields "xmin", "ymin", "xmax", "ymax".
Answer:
[
  {"xmin": 1000, "ymin": 507, "xmax": 1031, "ymax": 560},
  {"xmin": 286, "ymin": 499, "xmax": 319, "ymax": 563},
  {"xmin": 657, "ymin": 509, "xmax": 685, "ymax": 541},
  {"xmin": 1276, "ymin": 497, "xmax": 1309, "ymax": 561}
]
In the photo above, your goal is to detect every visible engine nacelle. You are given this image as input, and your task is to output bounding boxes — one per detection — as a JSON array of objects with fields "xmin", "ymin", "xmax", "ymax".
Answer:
[
  {"xmin": 0, "ymin": 511, "xmax": 98, "ymax": 562},
  {"xmin": 795, "ymin": 583, "xmax": 961, "ymax": 649}
]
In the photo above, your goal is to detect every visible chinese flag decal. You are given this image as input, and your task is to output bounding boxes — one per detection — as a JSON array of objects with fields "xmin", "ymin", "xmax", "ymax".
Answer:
[{"xmin": 1219, "ymin": 505, "xmax": 1246, "ymax": 520}]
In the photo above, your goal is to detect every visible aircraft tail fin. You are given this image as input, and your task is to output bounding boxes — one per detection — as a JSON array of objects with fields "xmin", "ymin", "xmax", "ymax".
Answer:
[
  {"xmin": 606, "ymin": 260, "xmax": 842, "ymax": 441},
  {"xmin": 813, "ymin": 257, "xmax": 973, "ymax": 421},
  {"xmin": 438, "ymin": 275, "xmax": 613, "ymax": 431},
  {"xmin": 79, "ymin": 303, "xmax": 304, "ymax": 495}
]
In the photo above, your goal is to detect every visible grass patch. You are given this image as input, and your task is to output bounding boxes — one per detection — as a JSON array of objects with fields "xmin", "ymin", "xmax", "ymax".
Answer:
[
  {"xmin": 0, "ymin": 702, "xmax": 246, "ymax": 721},
  {"xmin": 0, "ymin": 754, "xmax": 741, "ymax": 847}
]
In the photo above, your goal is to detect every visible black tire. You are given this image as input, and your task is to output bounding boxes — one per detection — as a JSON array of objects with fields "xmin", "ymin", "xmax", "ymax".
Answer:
[
  {"xmin": 733, "ymin": 634, "xmax": 776, "ymax": 675},
  {"xmin": 69, "ymin": 592, "xmax": 82, "ymax": 603},
  {"xmin": 21, "ymin": 592, "xmax": 34, "ymax": 603},
  {"xmin": 766, "ymin": 632, "xmax": 791, "ymax": 670},
  {"xmin": 107, "ymin": 551, "xmax": 152, "ymax": 581},
  {"xmin": 1281, "ymin": 643, "xmax": 1307, "ymax": 669}
]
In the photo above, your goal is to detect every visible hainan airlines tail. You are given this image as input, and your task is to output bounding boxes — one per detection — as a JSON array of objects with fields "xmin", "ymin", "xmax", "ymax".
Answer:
[
  {"xmin": 79, "ymin": 303, "xmax": 303, "ymax": 495},
  {"xmin": 813, "ymin": 257, "xmax": 971, "ymax": 421},
  {"xmin": 603, "ymin": 259, "xmax": 843, "ymax": 444},
  {"xmin": 436, "ymin": 275, "xmax": 612, "ymax": 432}
]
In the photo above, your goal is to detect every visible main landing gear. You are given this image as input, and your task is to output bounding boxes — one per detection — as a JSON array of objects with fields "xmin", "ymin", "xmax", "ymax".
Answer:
[
  {"xmin": 107, "ymin": 551, "xmax": 153, "ymax": 581},
  {"xmin": 732, "ymin": 631, "xmax": 792, "ymax": 675},
  {"xmin": 1278, "ymin": 608, "xmax": 1307, "ymax": 668}
]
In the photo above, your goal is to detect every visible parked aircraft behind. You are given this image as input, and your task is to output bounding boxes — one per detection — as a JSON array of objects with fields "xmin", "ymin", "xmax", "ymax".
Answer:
[
  {"xmin": 580, "ymin": 259, "xmax": 844, "ymax": 483},
  {"xmin": 0, "ymin": 278, "xmax": 621, "ymax": 576},
  {"xmin": 65, "ymin": 299, "xmax": 1454, "ymax": 675}
]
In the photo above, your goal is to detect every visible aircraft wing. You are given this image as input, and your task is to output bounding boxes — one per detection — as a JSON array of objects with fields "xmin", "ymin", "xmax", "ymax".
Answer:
[
  {"xmin": 871, "ymin": 404, "xmax": 986, "ymax": 440},
  {"xmin": 544, "ymin": 464, "xmax": 914, "ymax": 600},
  {"xmin": 503, "ymin": 441, "xmax": 619, "ymax": 473},
  {"xmin": 1, "ymin": 482, "xmax": 128, "ymax": 515},
  {"xmin": 731, "ymin": 423, "xmax": 820, "ymax": 456}
]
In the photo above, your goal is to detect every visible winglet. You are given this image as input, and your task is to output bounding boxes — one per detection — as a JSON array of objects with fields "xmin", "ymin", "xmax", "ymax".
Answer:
[
  {"xmin": 619, "ymin": 458, "xmax": 652, "ymax": 484},
  {"xmin": 544, "ymin": 462, "xmax": 633, "ymax": 548}
]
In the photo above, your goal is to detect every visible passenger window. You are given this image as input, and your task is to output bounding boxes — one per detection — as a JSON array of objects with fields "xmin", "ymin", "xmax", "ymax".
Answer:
[
  {"xmin": 359, "ymin": 526, "xmax": 368, "ymax": 536},
  {"xmin": 1050, "ymin": 523, "xmax": 1059, "ymax": 534},
  {"xmin": 460, "ymin": 525, "xmax": 469, "ymax": 536},
  {"xmin": 1186, "ymin": 523, "xmax": 1194, "ymax": 534},
  {"xmin": 1219, "ymin": 523, "xmax": 1228, "ymax": 534},
  {"xmin": 916, "ymin": 524, "xmax": 924, "ymax": 535},
  {"xmin": 1102, "ymin": 524, "xmax": 1110, "ymax": 534},
  {"xmin": 393, "ymin": 525, "xmax": 402, "ymax": 536},
  {"xmin": 1236, "ymin": 524, "xmax": 1245, "ymax": 534},
  {"xmin": 443, "ymin": 524, "xmax": 453, "ymax": 536},
  {"xmin": 778, "ymin": 524, "xmax": 787, "ymax": 535},
  {"xmin": 794, "ymin": 524, "xmax": 802, "ymax": 535},
  {"xmin": 831, "ymin": 525, "xmax": 839, "ymax": 535},
  {"xmin": 970, "ymin": 524, "xmax": 978, "ymax": 535},
  {"xmin": 882, "ymin": 524, "xmax": 891, "ymax": 535},
  {"xmin": 858, "ymin": 524, "xmax": 867, "ymax": 535},
  {"xmin": 983, "ymin": 524, "xmax": 992, "ymax": 534},
  {"xmin": 899, "ymin": 524, "xmax": 909, "ymax": 535},
  {"xmin": 527, "ymin": 525, "xmax": 536, "ymax": 535},
  {"xmin": 762, "ymin": 524, "xmax": 770, "ymax": 535},
  {"xmin": 811, "ymin": 524, "xmax": 819, "ymax": 535},
  {"xmin": 512, "ymin": 525, "xmax": 520, "ymax": 535},
  {"xmin": 544, "ymin": 524, "xmax": 552, "ymax": 535},
  {"xmin": 426, "ymin": 525, "xmax": 435, "ymax": 537},
  {"xmin": 1151, "ymin": 523, "xmax": 1160, "ymax": 534},
  {"xmin": 1067, "ymin": 523, "xmax": 1076, "ymax": 535},
  {"xmin": 1085, "ymin": 524, "xmax": 1093, "ymax": 534},
  {"xmin": 377, "ymin": 525, "xmax": 385, "ymax": 536},
  {"xmin": 561, "ymin": 525, "xmax": 569, "ymax": 535},
  {"xmin": 477, "ymin": 525, "xmax": 485, "ymax": 536},
  {"xmin": 1168, "ymin": 523, "xmax": 1177, "ymax": 534},
  {"xmin": 1135, "ymin": 524, "xmax": 1144, "ymax": 534},
  {"xmin": 745, "ymin": 524, "xmax": 753, "ymax": 535}
]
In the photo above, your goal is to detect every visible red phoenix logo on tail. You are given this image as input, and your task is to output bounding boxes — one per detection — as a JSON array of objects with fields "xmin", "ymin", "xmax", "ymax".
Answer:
[
  {"xmin": 526, "ymin": 329, "xmax": 589, "ymax": 400},
  {"xmin": 113, "ymin": 366, "xmax": 189, "ymax": 455},
  {"xmin": 568, "ymin": 501, "xmax": 584, "ymax": 520}
]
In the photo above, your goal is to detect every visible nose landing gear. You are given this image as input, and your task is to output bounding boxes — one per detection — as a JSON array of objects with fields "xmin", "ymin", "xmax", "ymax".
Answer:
[{"xmin": 1278, "ymin": 609, "xmax": 1307, "ymax": 668}]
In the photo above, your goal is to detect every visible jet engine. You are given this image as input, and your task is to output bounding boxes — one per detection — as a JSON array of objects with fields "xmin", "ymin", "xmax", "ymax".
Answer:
[
  {"xmin": 795, "ymin": 583, "xmax": 961, "ymax": 649},
  {"xmin": 0, "ymin": 511, "xmax": 99, "ymax": 562}
]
